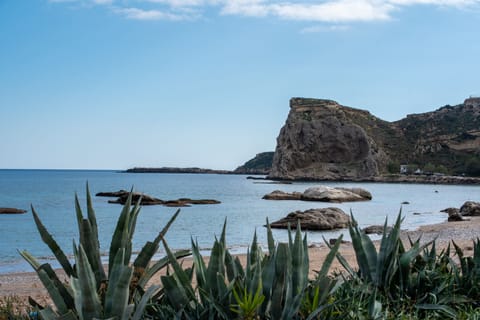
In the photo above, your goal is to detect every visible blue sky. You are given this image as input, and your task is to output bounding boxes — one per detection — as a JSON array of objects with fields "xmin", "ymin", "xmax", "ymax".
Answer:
[{"xmin": 0, "ymin": 0, "xmax": 479, "ymax": 170}]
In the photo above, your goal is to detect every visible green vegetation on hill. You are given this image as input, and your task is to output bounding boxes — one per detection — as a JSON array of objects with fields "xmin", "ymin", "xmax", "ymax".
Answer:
[{"xmin": 234, "ymin": 152, "xmax": 274, "ymax": 174}]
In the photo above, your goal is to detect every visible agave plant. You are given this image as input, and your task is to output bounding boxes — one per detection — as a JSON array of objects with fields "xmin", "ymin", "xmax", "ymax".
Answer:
[
  {"xmin": 19, "ymin": 185, "xmax": 190, "ymax": 320},
  {"xmin": 158, "ymin": 219, "xmax": 342, "ymax": 319}
]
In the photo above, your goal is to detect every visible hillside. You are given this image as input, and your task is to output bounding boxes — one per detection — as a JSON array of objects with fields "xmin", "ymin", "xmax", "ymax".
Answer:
[
  {"xmin": 234, "ymin": 152, "xmax": 274, "ymax": 174},
  {"xmin": 268, "ymin": 97, "xmax": 480, "ymax": 180}
]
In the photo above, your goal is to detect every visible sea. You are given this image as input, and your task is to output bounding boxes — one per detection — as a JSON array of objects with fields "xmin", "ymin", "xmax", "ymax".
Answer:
[{"xmin": 0, "ymin": 169, "xmax": 479, "ymax": 274}]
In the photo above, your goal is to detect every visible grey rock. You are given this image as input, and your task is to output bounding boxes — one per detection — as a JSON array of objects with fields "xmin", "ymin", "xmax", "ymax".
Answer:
[
  {"xmin": 108, "ymin": 192, "xmax": 164, "ymax": 205},
  {"xmin": 363, "ymin": 225, "xmax": 393, "ymax": 235},
  {"xmin": 460, "ymin": 201, "xmax": 480, "ymax": 216},
  {"xmin": 268, "ymin": 98, "xmax": 388, "ymax": 180},
  {"xmin": 269, "ymin": 207, "xmax": 350, "ymax": 231},
  {"xmin": 96, "ymin": 190, "xmax": 129, "ymax": 197},
  {"xmin": 302, "ymin": 186, "xmax": 371, "ymax": 202},
  {"xmin": 262, "ymin": 190, "xmax": 303, "ymax": 200},
  {"xmin": 263, "ymin": 186, "xmax": 371, "ymax": 203}
]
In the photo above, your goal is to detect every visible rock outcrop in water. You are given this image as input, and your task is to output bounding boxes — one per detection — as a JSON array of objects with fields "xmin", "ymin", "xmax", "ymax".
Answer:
[
  {"xmin": 269, "ymin": 207, "xmax": 350, "ymax": 230},
  {"xmin": 0, "ymin": 208, "xmax": 26, "ymax": 214},
  {"xmin": 97, "ymin": 190, "xmax": 220, "ymax": 207},
  {"xmin": 263, "ymin": 186, "xmax": 371, "ymax": 203},
  {"xmin": 268, "ymin": 97, "xmax": 480, "ymax": 180}
]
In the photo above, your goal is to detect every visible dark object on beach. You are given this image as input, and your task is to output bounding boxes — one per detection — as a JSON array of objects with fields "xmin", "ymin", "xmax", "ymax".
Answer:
[
  {"xmin": 329, "ymin": 238, "xmax": 350, "ymax": 245},
  {"xmin": 460, "ymin": 201, "xmax": 480, "ymax": 216},
  {"xmin": 363, "ymin": 225, "xmax": 393, "ymax": 235},
  {"xmin": 269, "ymin": 207, "xmax": 350, "ymax": 231},
  {"xmin": 0, "ymin": 207, "xmax": 27, "ymax": 214}
]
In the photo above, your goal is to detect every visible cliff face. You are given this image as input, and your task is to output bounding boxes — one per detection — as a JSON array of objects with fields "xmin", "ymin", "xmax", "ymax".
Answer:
[{"xmin": 268, "ymin": 97, "xmax": 480, "ymax": 180}]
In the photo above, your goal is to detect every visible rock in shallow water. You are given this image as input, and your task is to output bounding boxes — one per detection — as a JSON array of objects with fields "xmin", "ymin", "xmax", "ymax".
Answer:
[
  {"xmin": 263, "ymin": 186, "xmax": 371, "ymax": 203},
  {"xmin": 269, "ymin": 207, "xmax": 350, "ymax": 231},
  {"xmin": 460, "ymin": 201, "xmax": 480, "ymax": 216},
  {"xmin": 0, "ymin": 208, "xmax": 27, "ymax": 214}
]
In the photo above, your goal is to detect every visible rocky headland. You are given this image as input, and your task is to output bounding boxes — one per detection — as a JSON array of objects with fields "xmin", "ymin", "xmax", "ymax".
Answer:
[{"xmin": 267, "ymin": 97, "xmax": 480, "ymax": 181}]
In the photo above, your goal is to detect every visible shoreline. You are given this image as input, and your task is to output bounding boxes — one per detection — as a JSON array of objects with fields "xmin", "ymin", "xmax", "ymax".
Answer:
[
  {"xmin": 2, "ymin": 217, "xmax": 480, "ymax": 303},
  {"xmin": 125, "ymin": 168, "xmax": 480, "ymax": 185}
]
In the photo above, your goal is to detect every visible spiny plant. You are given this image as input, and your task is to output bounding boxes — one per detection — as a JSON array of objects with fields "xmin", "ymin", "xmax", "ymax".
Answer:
[
  {"xmin": 329, "ymin": 211, "xmax": 459, "ymax": 319},
  {"xmin": 158, "ymin": 219, "xmax": 343, "ymax": 319},
  {"xmin": 19, "ymin": 185, "xmax": 190, "ymax": 320}
]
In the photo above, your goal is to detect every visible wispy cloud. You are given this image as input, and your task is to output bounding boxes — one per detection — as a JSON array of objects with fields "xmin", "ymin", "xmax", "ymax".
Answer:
[
  {"xmin": 113, "ymin": 7, "xmax": 191, "ymax": 20},
  {"xmin": 49, "ymin": 0, "xmax": 480, "ymax": 23}
]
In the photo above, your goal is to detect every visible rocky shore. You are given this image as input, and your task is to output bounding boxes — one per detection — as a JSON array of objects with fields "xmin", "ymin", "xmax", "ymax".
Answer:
[
  {"xmin": 3, "ymin": 216, "xmax": 480, "ymax": 304},
  {"xmin": 268, "ymin": 174, "xmax": 480, "ymax": 185}
]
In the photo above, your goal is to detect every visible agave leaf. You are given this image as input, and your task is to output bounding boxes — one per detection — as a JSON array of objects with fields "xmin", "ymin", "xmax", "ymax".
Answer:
[
  {"xmin": 105, "ymin": 250, "xmax": 133, "ymax": 320},
  {"xmin": 132, "ymin": 284, "xmax": 161, "ymax": 320},
  {"xmin": 18, "ymin": 250, "xmax": 41, "ymax": 270},
  {"xmin": 225, "ymin": 249, "xmax": 242, "ymax": 282},
  {"xmin": 349, "ymin": 215, "xmax": 375, "ymax": 283},
  {"xmin": 323, "ymin": 236, "xmax": 356, "ymax": 277},
  {"xmin": 291, "ymin": 222, "xmax": 307, "ymax": 296},
  {"xmin": 19, "ymin": 250, "xmax": 75, "ymax": 312},
  {"xmin": 71, "ymin": 245, "xmax": 102, "ymax": 320},
  {"xmin": 416, "ymin": 304, "xmax": 457, "ymax": 319},
  {"xmin": 74, "ymin": 194, "xmax": 84, "ymax": 239},
  {"xmin": 206, "ymin": 237, "xmax": 226, "ymax": 298},
  {"xmin": 266, "ymin": 218, "xmax": 275, "ymax": 256},
  {"xmin": 31, "ymin": 206, "xmax": 74, "ymax": 277},
  {"xmin": 270, "ymin": 243, "xmax": 289, "ymax": 320},
  {"xmin": 38, "ymin": 306, "xmax": 59, "ymax": 320},
  {"xmin": 137, "ymin": 249, "xmax": 191, "ymax": 290},
  {"xmin": 191, "ymin": 238, "xmax": 207, "ymax": 290},
  {"xmin": 37, "ymin": 268, "xmax": 70, "ymax": 315},
  {"xmin": 161, "ymin": 238, "xmax": 196, "ymax": 300},
  {"xmin": 134, "ymin": 209, "xmax": 181, "ymax": 269},
  {"xmin": 161, "ymin": 275, "xmax": 190, "ymax": 310},
  {"xmin": 109, "ymin": 191, "xmax": 133, "ymax": 268},
  {"xmin": 79, "ymin": 219, "xmax": 106, "ymax": 288},
  {"xmin": 86, "ymin": 183, "xmax": 99, "ymax": 250}
]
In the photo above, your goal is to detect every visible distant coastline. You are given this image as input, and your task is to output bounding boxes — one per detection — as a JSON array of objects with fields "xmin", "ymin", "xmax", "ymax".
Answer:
[
  {"xmin": 125, "ymin": 167, "xmax": 234, "ymax": 174},
  {"xmin": 125, "ymin": 167, "xmax": 480, "ymax": 185}
]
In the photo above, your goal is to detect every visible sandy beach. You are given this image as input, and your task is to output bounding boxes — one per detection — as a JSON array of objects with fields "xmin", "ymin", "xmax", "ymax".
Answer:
[{"xmin": 2, "ymin": 216, "xmax": 480, "ymax": 305}]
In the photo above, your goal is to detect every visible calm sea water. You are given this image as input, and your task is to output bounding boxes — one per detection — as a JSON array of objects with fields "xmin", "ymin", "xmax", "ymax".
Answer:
[{"xmin": 0, "ymin": 169, "xmax": 479, "ymax": 273}]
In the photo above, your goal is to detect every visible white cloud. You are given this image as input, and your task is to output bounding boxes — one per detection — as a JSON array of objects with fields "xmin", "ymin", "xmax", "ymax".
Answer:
[
  {"xmin": 113, "ymin": 7, "xmax": 190, "ymax": 20},
  {"xmin": 270, "ymin": 0, "xmax": 394, "ymax": 22},
  {"xmin": 221, "ymin": 0, "xmax": 271, "ymax": 16},
  {"xmin": 49, "ymin": 0, "xmax": 480, "ymax": 23}
]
